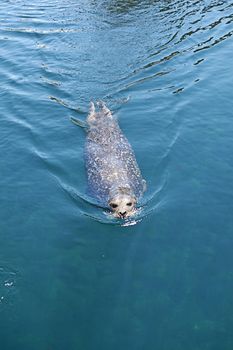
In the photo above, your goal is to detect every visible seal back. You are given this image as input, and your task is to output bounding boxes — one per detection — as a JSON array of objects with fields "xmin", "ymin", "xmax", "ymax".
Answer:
[{"xmin": 85, "ymin": 102, "xmax": 145, "ymax": 205}]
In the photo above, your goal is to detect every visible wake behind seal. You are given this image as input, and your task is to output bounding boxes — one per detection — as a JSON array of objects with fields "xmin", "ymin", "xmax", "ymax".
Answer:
[{"xmin": 72, "ymin": 101, "xmax": 146, "ymax": 218}]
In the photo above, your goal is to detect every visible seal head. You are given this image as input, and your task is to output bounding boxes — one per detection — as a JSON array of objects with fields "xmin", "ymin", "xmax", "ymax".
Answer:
[{"xmin": 108, "ymin": 186, "xmax": 136, "ymax": 218}]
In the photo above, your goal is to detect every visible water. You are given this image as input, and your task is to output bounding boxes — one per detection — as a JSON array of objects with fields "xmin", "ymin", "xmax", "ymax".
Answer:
[{"xmin": 1, "ymin": 0, "xmax": 233, "ymax": 348}]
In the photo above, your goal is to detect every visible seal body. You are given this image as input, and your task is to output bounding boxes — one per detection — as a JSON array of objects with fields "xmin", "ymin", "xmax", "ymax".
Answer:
[{"xmin": 85, "ymin": 102, "xmax": 146, "ymax": 208}]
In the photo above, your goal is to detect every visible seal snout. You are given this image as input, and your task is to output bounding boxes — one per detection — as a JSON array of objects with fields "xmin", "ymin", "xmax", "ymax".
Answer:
[{"xmin": 119, "ymin": 211, "xmax": 127, "ymax": 219}]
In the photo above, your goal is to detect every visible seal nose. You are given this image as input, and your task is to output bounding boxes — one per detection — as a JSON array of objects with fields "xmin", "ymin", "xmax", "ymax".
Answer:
[{"xmin": 119, "ymin": 211, "xmax": 127, "ymax": 218}]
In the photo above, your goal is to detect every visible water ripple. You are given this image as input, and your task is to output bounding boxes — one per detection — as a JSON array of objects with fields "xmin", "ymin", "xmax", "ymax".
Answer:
[{"xmin": 0, "ymin": 27, "xmax": 79, "ymax": 35}]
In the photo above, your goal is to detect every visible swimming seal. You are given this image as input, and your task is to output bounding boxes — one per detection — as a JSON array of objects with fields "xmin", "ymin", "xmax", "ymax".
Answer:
[{"xmin": 72, "ymin": 101, "xmax": 146, "ymax": 218}]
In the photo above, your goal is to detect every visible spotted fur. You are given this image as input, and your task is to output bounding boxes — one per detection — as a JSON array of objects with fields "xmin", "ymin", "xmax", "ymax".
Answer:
[{"xmin": 85, "ymin": 102, "xmax": 146, "ymax": 208}]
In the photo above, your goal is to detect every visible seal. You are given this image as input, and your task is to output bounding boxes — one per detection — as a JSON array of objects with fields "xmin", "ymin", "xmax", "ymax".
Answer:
[{"xmin": 72, "ymin": 101, "xmax": 146, "ymax": 218}]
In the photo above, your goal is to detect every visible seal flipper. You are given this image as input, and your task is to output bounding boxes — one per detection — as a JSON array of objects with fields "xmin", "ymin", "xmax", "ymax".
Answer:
[
  {"xmin": 142, "ymin": 179, "xmax": 147, "ymax": 193},
  {"xmin": 87, "ymin": 101, "xmax": 96, "ymax": 124},
  {"xmin": 70, "ymin": 116, "xmax": 88, "ymax": 129},
  {"xmin": 97, "ymin": 100, "xmax": 112, "ymax": 117}
]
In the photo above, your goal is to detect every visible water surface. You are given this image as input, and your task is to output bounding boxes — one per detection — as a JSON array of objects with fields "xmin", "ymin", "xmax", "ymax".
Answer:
[{"xmin": 1, "ymin": 0, "xmax": 233, "ymax": 349}]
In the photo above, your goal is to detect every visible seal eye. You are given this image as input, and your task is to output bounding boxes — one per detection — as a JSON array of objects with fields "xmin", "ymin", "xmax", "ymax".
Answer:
[
  {"xmin": 110, "ymin": 203, "xmax": 118, "ymax": 209},
  {"xmin": 126, "ymin": 202, "xmax": 132, "ymax": 206}
]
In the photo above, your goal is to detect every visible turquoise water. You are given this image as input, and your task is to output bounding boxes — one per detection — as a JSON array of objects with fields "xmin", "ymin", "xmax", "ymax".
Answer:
[{"xmin": 1, "ymin": 0, "xmax": 233, "ymax": 348}]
